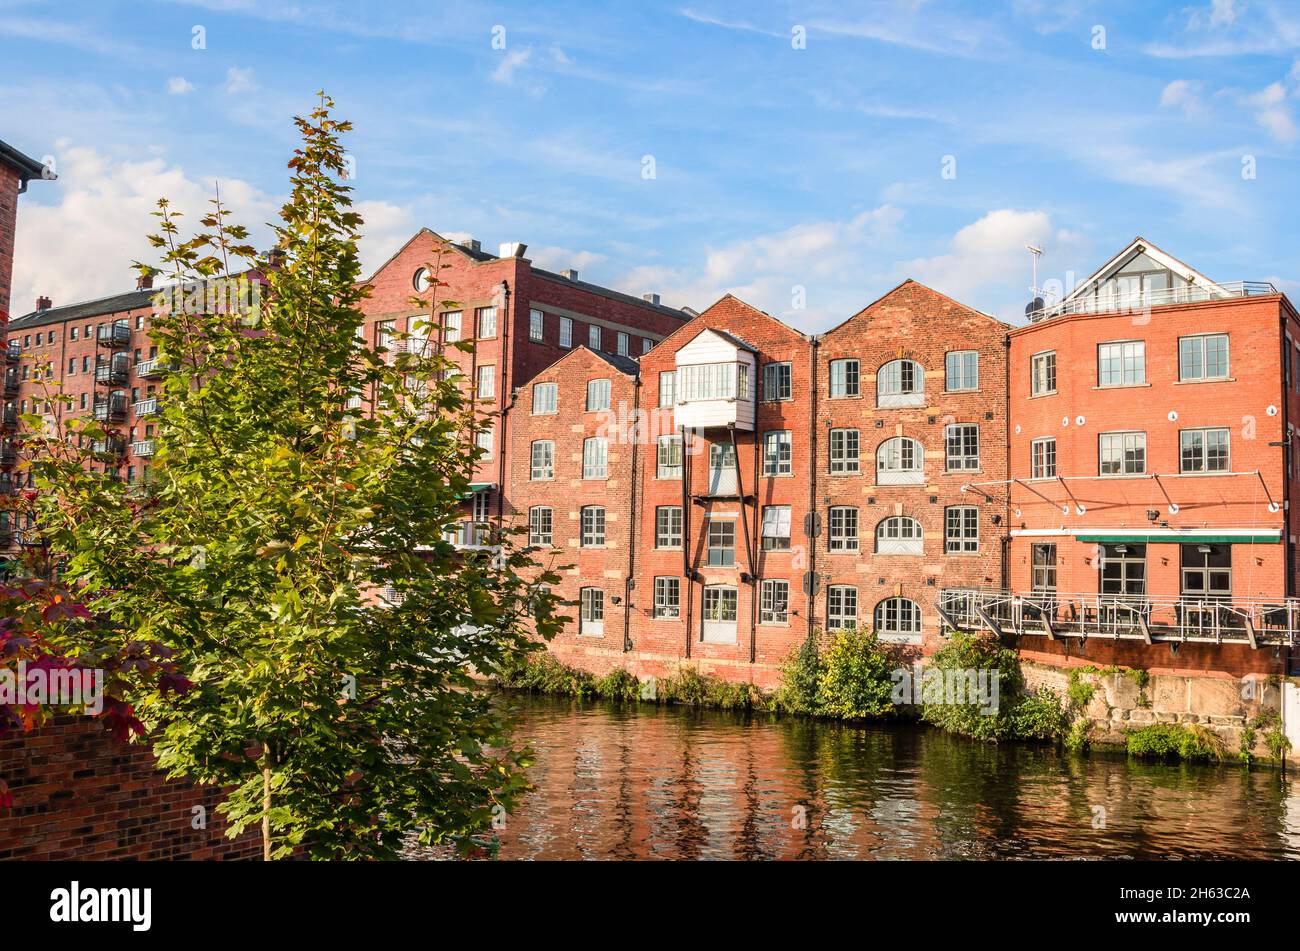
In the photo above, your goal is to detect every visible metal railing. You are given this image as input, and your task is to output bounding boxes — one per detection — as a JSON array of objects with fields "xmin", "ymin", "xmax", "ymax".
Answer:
[
  {"xmin": 1029, "ymin": 281, "xmax": 1278, "ymax": 322},
  {"xmin": 93, "ymin": 395, "xmax": 128, "ymax": 422},
  {"xmin": 96, "ymin": 323, "xmax": 131, "ymax": 347},
  {"xmin": 134, "ymin": 397, "xmax": 159, "ymax": 417},
  {"xmin": 443, "ymin": 520, "xmax": 492, "ymax": 550},
  {"xmin": 136, "ymin": 358, "xmax": 178, "ymax": 379},
  {"xmin": 4, "ymin": 343, "xmax": 19, "ymax": 362},
  {"xmin": 131, "ymin": 439, "xmax": 156, "ymax": 458},
  {"xmin": 2, "ymin": 372, "xmax": 18, "ymax": 397},
  {"xmin": 938, "ymin": 587, "xmax": 1298, "ymax": 647}
]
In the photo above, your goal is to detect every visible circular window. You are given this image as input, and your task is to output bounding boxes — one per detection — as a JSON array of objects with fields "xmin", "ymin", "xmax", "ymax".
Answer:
[{"xmin": 413, "ymin": 267, "xmax": 431, "ymax": 292}]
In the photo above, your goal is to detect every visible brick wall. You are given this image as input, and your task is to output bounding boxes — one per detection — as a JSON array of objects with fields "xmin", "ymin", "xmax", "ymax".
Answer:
[
  {"xmin": 0, "ymin": 164, "xmax": 17, "ymax": 322},
  {"xmin": 817, "ymin": 281, "xmax": 1011, "ymax": 656},
  {"xmin": 0, "ymin": 718, "xmax": 260, "ymax": 860}
]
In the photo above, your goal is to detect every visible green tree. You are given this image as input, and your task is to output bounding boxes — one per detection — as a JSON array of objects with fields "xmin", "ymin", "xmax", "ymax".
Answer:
[
  {"xmin": 29, "ymin": 93, "xmax": 561, "ymax": 859},
  {"xmin": 815, "ymin": 627, "xmax": 894, "ymax": 720}
]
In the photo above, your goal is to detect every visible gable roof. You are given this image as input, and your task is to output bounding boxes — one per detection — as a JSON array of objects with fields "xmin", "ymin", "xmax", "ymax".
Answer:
[
  {"xmin": 359, "ymin": 228, "xmax": 497, "ymax": 286},
  {"xmin": 646, "ymin": 293, "xmax": 809, "ymax": 355},
  {"xmin": 1057, "ymin": 237, "xmax": 1226, "ymax": 306},
  {"xmin": 822, "ymin": 279, "xmax": 1007, "ymax": 337},
  {"xmin": 678, "ymin": 325, "xmax": 758, "ymax": 353},
  {"xmin": 534, "ymin": 344, "xmax": 640, "ymax": 382},
  {"xmin": 8, "ymin": 286, "xmax": 156, "ymax": 331}
]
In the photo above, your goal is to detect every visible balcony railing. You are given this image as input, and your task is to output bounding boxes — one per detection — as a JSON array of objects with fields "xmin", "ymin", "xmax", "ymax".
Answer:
[
  {"xmin": 0, "ymin": 474, "xmax": 13, "ymax": 495},
  {"xmin": 2, "ymin": 372, "xmax": 18, "ymax": 398},
  {"xmin": 96, "ymin": 323, "xmax": 131, "ymax": 348},
  {"xmin": 4, "ymin": 343, "xmax": 19, "ymax": 363},
  {"xmin": 443, "ymin": 520, "xmax": 492, "ymax": 550},
  {"xmin": 93, "ymin": 395, "xmax": 128, "ymax": 423},
  {"xmin": 0, "ymin": 406, "xmax": 15, "ymax": 429},
  {"xmin": 0, "ymin": 444, "xmax": 16, "ymax": 467},
  {"xmin": 1029, "ymin": 281, "xmax": 1278, "ymax": 322},
  {"xmin": 91, "ymin": 436, "xmax": 126, "ymax": 459},
  {"xmin": 937, "ymin": 587, "xmax": 1299, "ymax": 647},
  {"xmin": 94, "ymin": 360, "xmax": 130, "ymax": 385},
  {"xmin": 134, "ymin": 397, "xmax": 159, "ymax": 417},
  {"xmin": 14, "ymin": 529, "xmax": 45, "ymax": 548},
  {"xmin": 131, "ymin": 439, "xmax": 156, "ymax": 458},
  {"xmin": 136, "ymin": 358, "xmax": 178, "ymax": 379}
]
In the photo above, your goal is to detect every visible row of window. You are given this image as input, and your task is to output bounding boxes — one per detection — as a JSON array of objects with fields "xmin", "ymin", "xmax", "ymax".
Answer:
[
  {"xmin": 1026, "ymin": 428, "xmax": 1232, "ymax": 479},
  {"xmin": 576, "ymin": 584, "xmax": 923, "ymax": 639},
  {"xmin": 1029, "ymin": 333, "xmax": 1230, "ymax": 397},
  {"xmin": 528, "ymin": 308, "xmax": 656, "ymax": 356},
  {"xmin": 530, "ymin": 378, "xmax": 615, "ymax": 415},
  {"xmin": 526, "ymin": 504, "xmax": 982, "ymax": 555},
  {"xmin": 9, "ymin": 315, "xmax": 149, "ymax": 351},
  {"xmin": 1021, "ymin": 542, "xmax": 1233, "ymax": 599}
]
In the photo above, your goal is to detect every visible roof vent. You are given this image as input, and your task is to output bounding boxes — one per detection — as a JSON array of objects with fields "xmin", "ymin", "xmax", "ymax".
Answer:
[
  {"xmin": 36, "ymin": 295, "xmax": 52, "ymax": 312},
  {"xmin": 458, "ymin": 237, "xmax": 481, "ymax": 253},
  {"xmin": 643, "ymin": 293, "xmax": 661, "ymax": 305},
  {"xmin": 561, "ymin": 269, "xmax": 579, "ymax": 281},
  {"xmin": 680, "ymin": 306, "xmax": 699, "ymax": 318},
  {"xmin": 498, "ymin": 242, "xmax": 528, "ymax": 259}
]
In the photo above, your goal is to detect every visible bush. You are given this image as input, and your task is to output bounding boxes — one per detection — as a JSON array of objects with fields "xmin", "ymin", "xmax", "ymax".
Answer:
[
  {"xmin": 659, "ymin": 667, "xmax": 763, "ymax": 710},
  {"xmin": 815, "ymin": 627, "xmax": 895, "ymax": 720},
  {"xmin": 774, "ymin": 634, "xmax": 823, "ymax": 715},
  {"xmin": 594, "ymin": 668, "xmax": 641, "ymax": 703},
  {"xmin": 919, "ymin": 630, "xmax": 1063, "ymax": 741},
  {"xmin": 1063, "ymin": 718, "xmax": 1091, "ymax": 753},
  {"xmin": 500, "ymin": 652, "xmax": 595, "ymax": 699},
  {"xmin": 1126, "ymin": 722, "xmax": 1223, "ymax": 762}
]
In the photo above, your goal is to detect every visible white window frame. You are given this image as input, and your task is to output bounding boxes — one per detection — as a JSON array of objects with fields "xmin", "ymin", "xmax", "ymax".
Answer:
[
  {"xmin": 559, "ymin": 316, "xmax": 573, "ymax": 349},
  {"xmin": 877, "ymin": 359, "xmax": 925, "ymax": 408},
  {"xmin": 1179, "ymin": 427, "xmax": 1230, "ymax": 473},
  {"xmin": 658, "ymin": 371, "xmax": 676, "ymax": 408},
  {"xmin": 1097, "ymin": 339, "xmax": 1146, "ymax": 387},
  {"xmin": 532, "ymin": 381, "xmax": 557, "ymax": 415},
  {"xmin": 944, "ymin": 423, "xmax": 980, "ymax": 472},
  {"xmin": 528, "ymin": 506, "xmax": 553, "ymax": 547},
  {"xmin": 876, "ymin": 437, "xmax": 924, "ymax": 485},
  {"xmin": 476, "ymin": 364, "xmax": 495, "ymax": 399},
  {"xmin": 1031, "ymin": 350, "xmax": 1056, "ymax": 397},
  {"xmin": 762, "ymin": 362, "xmax": 792, "ymax": 402},
  {"xmin": 1030, "ymin": 437, "xmax": 1056, "ymax": 479},
  {"xmin": 875, "ymin": 516, "xmax": 923, "ymax": 556},
  {"xmin": 944, "ymin": 505, "xmax": 979, "ymax": 554},
  {"xmin": 530, "ymin": 440, "xmax": 555, "ymax": 480},
  {"xmin": 761, "ymin": 505, "xmax": 792, "ymax": 551},
  {"xmin": 705, "ymin": 518, "xmax": 736, "ymax": 567},
  {"xmin": 828, "ymin": 506, "xmax": 859, "ymax": 552},
  {"xmin": 829, "ymin": 359, "xmax": 860, "ymax": 398},
  {"xmin": 829, "ymin": 428, "xmax": 860, "ymax": 474},
  {"xmin": 529, "ymin": 309, "xmax": 544, "ymax": 342},
  {"xmin": 827, "ymin": 586, "xmax": 857, "ymax": 630},
  {"xmin": 580, "ymin": 587, "xmax": 604, "ymax": 637},
  {"xmin": 701, "ymin": 585, "xmax": 739, "ymax": 643},
  {"xmin": 582, "ymin": 437, "xmax": 608, "ymax": 479},
  {"xmin": 655, "ymin": 506, "xmax": 683, "ymax": 549},
  {"xmin": 443, "ymin": 311, "xmax": 462, "ymax": 343},
  {"xmin": 654, "ymin": 577, "xmax": 681, "ymax": 619},
  {"xmin": 1099, "ymin": 431, "xmax": 1147, "ymax": 476},
  {"xmin": 762, "ymin": 430, "xmax": 792, "ymax": 476},
  {"xmin": 760, "ymin": 579, "xmax": 790, "ymax": 625},
  {"xmin": 945, "ymin": 350, "xmax": 978, "ymax": 392},
  {"xmin": 588, "ymin": 324, "xmax": 601, "ymax": 351},
  {"xmin": 874, "ymin": 596, "xmax": 922, "ymax": 644},
  {"xmin": 476, "ymin": 307, "xmax": 497, "ymax": 339},
  {"xmin": 656, "ymin": 435, "xmax": 683, "ymax": 479},
  {"xmin": 617, "ymin": 331, "xmax": 630, "ymax": 356},
  {"xmin": 580, "ymin": 505, "xmax": 606, "ymax": 547},
  {"xmin": 586, "ymin": 378, "xmax": 611, "ymax": 412},
  {"xmin": 1178, "ymin": 333, "xmax": 1230, "ymax": 382}
]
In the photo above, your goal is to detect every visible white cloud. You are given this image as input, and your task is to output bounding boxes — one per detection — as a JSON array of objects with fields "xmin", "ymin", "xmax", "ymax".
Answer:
[
  {"xmin": 224, "ymin": 66, "xmax": 256, "ymax": 94},
  {"xmin": 1243, "ymin": 81, "xmax": 1298, "ymax": 142},
  {"xmin": 166, "ymin": 76, "xmax": 195, "ymax": 95},
  {"xmin": 615, "ymin": 206, "xmax": 905, "ymax": 329},
  {"xmin": 12, "ymin": 147, "xmax": 279, "ymax": 314},
  {"xmin": 899, "ymin": 210, "xmax": 1085, "ymax": 321},
  {"xmin": 1159, "ymin": 79, "xmax": 1204, "ymax": 116},
  {"xmin": 1209, "ymin": 0, "xmax": 1239, "ymax": 27},
  {"xmin": 490, "ymin": 48, "xmax": 532, "ymax": 85},
  {"xmin": 526, "ymin": 246, "xmax": 608, "ymax": 274}
]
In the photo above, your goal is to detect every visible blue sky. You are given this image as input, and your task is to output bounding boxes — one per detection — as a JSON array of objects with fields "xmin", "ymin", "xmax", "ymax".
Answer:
[{"xmin": 3, "ymin": 0, "xmax": 1299, "ymax": 329}]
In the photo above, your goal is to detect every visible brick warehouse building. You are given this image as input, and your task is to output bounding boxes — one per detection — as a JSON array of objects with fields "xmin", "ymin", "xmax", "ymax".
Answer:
[
  {"xmin": 0, "ymin": 138, "xmax": 52, "ymax": 320},
  {"xmin": 5, "ymin": 231, "xmax": 1300, "ymax": 687}
]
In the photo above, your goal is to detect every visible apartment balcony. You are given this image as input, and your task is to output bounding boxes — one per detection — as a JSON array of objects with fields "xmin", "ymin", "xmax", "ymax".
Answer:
[
  {"xmin": 4, "ymin": 343, "xmax": 19, "ymax": 364},
  {"xmin": 93, "ymin": 393, "xmax": 128, "ymax": 423},
  {"xmin": 0, "ymin": 473, "xmax": 13, "ymax": 495},
  {"xmin": 131, "ymin": 439, "xmax": 156, "ymax": 458},
  {"xmin": 938, "ymin": 587, "xmax": 1298, "ymax": 648},
  {"xmin": 91, "ymin": 435, "xmax": 126, "ymax": 460},
  {"xmin": 0, "ymin": 405, "xmax": 15, "ymax": 430},
  {"xmin": 2, "ymin": 371, "xmax": 18, "ymax": 399},
  {"xmin": 1030, "ymin": 281, "xmax": 1278, "ymax": 322},
  {"xmin": 96, "ymin": 322, "xmax": 131, "ymax": 348},
  {"xmin": 136, "ymin": 358, "xmax": 178, "ymax": 379},
  {"xmin": 134, "ymin": 397, "xmax": 159, "ymax": 417},
  {"xmin": 94, "ymin": 356, "xmax": 131, "ymax": 386},
  {"xmin": 444, "ymin": 520, "xmax": 492, "ymax": 550},
  {"xmin": 0, "ymin": 443, "xmax": 16, "ymax": 467}
]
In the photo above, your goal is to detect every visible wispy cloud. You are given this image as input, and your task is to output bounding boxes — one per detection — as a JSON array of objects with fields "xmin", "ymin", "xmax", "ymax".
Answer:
[
  {"xmin": 167, "ymin": 76, "xmax": 196, "ymax": 95},
  {"xmin": 224, "ymin": 66, "xmax": 256, "ymax": 94}
]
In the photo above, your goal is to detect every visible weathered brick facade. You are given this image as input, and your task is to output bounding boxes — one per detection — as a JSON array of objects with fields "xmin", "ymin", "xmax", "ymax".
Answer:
[{"xmin": 817, "ymin": 281, "xmax": 1011, "ymax": 658}]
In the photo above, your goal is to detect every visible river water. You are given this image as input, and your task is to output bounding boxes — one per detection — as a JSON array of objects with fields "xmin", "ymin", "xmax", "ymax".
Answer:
[{"xmin": 481, "ymin": 694, "xmax": 1300, "ymax": 860}]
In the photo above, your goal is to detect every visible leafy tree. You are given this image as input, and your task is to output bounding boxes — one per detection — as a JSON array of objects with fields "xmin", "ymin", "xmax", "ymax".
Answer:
[
  {"xmin": 815, "ymin": 627, "xmax": 894, "ymax": 720},
  {"xmin": 29, "ymin": 93, "xmax": 561, "ymax": 859}
]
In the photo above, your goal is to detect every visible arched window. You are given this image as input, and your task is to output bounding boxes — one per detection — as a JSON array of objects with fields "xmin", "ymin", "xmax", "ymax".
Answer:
[
  {"xmin": 877, "ymin": 359, "xmax": 925, "ymax": 407},
  {"xmin": 875, "ymin": 516, "xmax": 923, "ymax": 555},
  {"xmin": 874, "ymin": 597, "xmax": 922, "ymax": 643},
  {"xmin": 876, "ymin": 437, "xmax": 924, "ymax": 485}
]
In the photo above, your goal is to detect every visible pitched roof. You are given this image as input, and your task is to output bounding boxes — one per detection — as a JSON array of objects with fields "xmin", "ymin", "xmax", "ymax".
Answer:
[
  {"xmin": 534, "ymin": 344, "xmax": 639, "ymax": 381},
  {"xmin": 821, "ymin": 279, "xmax": 1007, "ymax": 337},
  {"xmin": 1057, "ymin": 237, "xmax": 1225, "ymax": 305},
  {"xmin": 0, "ymin": 139, "xmax": 50, "ymax": 182},
  {"xmin": 8, "ymin": 286, "xmax": 157, "ymax": 332}
]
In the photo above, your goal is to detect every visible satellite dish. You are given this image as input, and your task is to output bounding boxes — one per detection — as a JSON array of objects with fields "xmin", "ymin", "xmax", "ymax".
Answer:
[{"xmin": 1025, "ymin": 297, "xmax": 1045, "ymax": 318}]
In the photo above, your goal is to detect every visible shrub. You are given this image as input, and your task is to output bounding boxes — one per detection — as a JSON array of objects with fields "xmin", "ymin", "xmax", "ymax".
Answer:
[
  {"xmin": 1063, "ymin": 718, "xmax": 1091, "ymax": 753},
  {"xmin": 919, "ymin": 630, "xmax": 1059, "ymax": 741},
  {"xmin": 815, "ymin": 627, "xmax": 895, "ymax": 720},
  {"xmin": 1127, "ymin": 722, "xmax": 1223, "ymax": 762},
  {"xmin": 774, "ymin": 634, "xmax": 823, "ymax": 715},
  {"xmin": 594, "ymin": 668, "xmax": 641, "ymax": 703},
  {"xmin": 1012, "ymin": 689, "xmax": 1068, "ymax": 741},
  {"xmin": 659, "ymin": 667, "xmax": 763, "ymax": 710}
]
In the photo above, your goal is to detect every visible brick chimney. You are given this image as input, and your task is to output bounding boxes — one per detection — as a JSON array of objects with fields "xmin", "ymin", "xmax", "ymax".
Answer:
[
  {"xmin": 36, "ymin": 295, "xmax": 51, "ymax": 312},
  {"xmin": 136, "ymin": 273, "xmax": 153, "ymax": 291}
]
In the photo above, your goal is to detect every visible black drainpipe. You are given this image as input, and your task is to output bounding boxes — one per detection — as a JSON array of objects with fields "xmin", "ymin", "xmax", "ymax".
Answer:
[
  {"xmin": 623, "ymin": 377, "xmax": 642, "ymax": 652},
  {"xmin": 680, "ymin": 424, "xmax": 693, "ymax": 658},
  {"xmin": 494, "ymin": 280, "xmax": 511, "ymax": 527},
  {"xmin": 729, "ymin": 423, "xmax": 758, "ymax": 664},
  {"xmin": 806, "ymin": 335, "xmax": 820, "ymax": 639}
]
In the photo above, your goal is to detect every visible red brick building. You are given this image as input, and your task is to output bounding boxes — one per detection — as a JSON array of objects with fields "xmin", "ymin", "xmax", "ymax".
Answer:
[
  {"xmin": 0, "ymin": 138, "xmax": 51, "ymax": 323},
  {"xmin": 816, "ymin": 281, "xmax": 1011, "ymax": 658},
  {"xmin": 961, "ymin": 239, "xmax": 1298, "ymax": 677}
]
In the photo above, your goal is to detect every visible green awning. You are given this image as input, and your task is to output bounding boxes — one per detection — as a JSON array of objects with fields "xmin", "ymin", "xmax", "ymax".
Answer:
[
  {"xmin": 1075, "ymin": 533, "xmax": 1280, "ymax": 544},
  {"xmin": 456, "ymin": 482, "xmax": 496, "ymax": 499}
]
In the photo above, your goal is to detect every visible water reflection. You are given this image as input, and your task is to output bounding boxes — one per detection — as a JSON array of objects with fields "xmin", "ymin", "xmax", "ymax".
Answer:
[{"xmin": 488, "ymin": 695, "xmax": 1297, "ymax": 861}]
